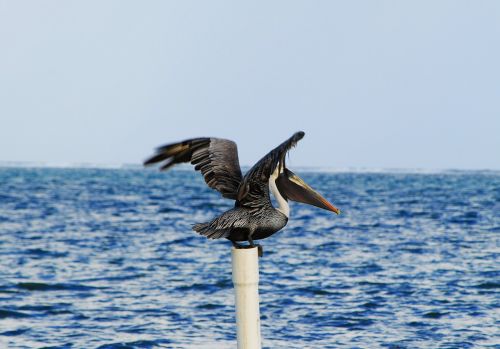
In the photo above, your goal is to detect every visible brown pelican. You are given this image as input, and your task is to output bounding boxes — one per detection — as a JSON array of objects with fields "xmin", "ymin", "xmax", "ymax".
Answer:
[{"xmin": 144, "ymin": 131, "xmax": 339, "ymax": 255}]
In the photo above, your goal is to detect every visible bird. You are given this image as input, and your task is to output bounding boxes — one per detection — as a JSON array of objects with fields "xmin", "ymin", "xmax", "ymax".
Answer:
[{"xmin": 144, "ymin": 131, "xmax": 339, "ymax": 256}]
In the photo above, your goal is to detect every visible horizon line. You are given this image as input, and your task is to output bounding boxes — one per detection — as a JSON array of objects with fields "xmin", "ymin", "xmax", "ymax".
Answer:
[{"xmin": 1, "ymin": 161, "xmax": 499, "ymax": 174}]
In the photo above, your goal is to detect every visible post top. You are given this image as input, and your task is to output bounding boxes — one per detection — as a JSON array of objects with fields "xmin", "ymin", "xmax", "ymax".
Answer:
[
  {"xmin": 232, "ymin": 246, "xmax": 260, "ymax": 285},
  {"xmin": 231, "ymin": 246, "xmax": 259, "ymax": 253}
]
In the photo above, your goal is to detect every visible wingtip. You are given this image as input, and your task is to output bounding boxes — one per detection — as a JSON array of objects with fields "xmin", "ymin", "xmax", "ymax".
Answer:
[{"xmin": 143, "ymin": 158, "xmax": 154, "ymax": 167}]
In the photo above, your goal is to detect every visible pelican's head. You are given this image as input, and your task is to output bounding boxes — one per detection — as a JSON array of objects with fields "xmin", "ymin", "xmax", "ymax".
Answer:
[{"xmin": 275, "ymin": 168, "xmax": 340, "ymax": 214}]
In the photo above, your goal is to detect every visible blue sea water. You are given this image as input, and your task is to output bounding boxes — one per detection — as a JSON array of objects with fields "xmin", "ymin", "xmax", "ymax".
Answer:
[{"xmin": 0, "ymin": 167, "xmax": 499, "ymax": 349}]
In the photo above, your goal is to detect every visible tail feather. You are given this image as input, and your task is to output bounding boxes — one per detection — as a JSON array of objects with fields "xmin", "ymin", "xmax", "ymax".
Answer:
[{"xmin": 192, "ymin": 222, "xmax": 230, "ymax": 239}]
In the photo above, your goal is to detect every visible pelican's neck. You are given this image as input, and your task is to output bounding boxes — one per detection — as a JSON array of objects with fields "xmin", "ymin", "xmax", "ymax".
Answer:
[{"xmin": 269, "ymin": 168, "xmax": 289, "ymax": 218}]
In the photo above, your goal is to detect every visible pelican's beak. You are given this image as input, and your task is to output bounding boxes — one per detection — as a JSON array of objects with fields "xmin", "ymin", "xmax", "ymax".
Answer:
[{"xmin": 276, "ymin": 168, "xmax": 340, "ymax": 214}]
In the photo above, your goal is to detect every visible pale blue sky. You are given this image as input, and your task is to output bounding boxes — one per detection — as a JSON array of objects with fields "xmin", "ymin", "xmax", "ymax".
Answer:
[{"xmin": 1, "ymin": 1, "xmax": 499, "ymax": 170}]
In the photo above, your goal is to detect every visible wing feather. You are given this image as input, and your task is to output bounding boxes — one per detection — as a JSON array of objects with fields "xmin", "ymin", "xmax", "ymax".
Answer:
[
  {"xmin": 237, "ymin": 131, "xmax": 305, "ymax": 209},
  {"xmin": 144, "ymin": 138, "xmax": 243, "ymax": 199}
]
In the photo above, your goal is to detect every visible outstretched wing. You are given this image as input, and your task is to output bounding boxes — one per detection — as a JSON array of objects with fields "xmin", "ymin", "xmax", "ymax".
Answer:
[
  {"xmin": 237, "ymin": 131, "xmax": 305, "ymax": 210},
  {"xmin": 144, "ymin": 138, "xmax": 243, "ymax": 200}
]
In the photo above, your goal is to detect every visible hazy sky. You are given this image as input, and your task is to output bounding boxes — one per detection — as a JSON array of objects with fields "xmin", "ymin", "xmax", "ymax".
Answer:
[{"xmin": 1, "ymin": 1, "xmax": 499, "ymax": 170}]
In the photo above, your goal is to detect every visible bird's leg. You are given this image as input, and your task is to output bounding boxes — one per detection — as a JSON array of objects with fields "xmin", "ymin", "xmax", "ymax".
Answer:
[
  {"xmin": 248, "ymin": 235, "xmax": 255, "ymax": 247},
  {"xmin": 248, "ymin": 233, "xmax": 263, "ymax": 258}
]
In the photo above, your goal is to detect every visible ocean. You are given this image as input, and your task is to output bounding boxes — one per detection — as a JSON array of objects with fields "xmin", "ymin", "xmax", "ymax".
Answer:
[{"xmin": 0, "ymin": 167, "xmax": 499, "ymax": 348}]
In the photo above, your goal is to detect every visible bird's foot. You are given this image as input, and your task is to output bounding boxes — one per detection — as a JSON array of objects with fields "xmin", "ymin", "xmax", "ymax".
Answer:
[
  {"xmin": 249, "ymin": 241, "xmax": 263, "ymax": 257},
  {"xmin": 256, "ymin": 244, "xmax": 263, "ymax": 258},
  {"xmin": 232, "ymin": 241, "xmax": 263, "ymax": 257}
]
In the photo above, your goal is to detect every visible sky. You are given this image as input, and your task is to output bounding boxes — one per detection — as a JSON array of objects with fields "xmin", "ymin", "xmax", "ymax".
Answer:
[{"xmin": 1, "ymin": 1, "xmax": 499, "ymax": 170}]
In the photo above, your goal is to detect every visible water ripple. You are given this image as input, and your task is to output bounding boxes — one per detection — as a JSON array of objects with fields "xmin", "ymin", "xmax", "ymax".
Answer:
[{"xmin": 0, "ymin": 168, "xmax": 499, "ymax": 348}]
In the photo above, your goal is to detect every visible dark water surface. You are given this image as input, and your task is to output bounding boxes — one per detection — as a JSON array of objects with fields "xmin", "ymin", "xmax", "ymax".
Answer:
[{"xmin": 0, "ymin": 167, "xmax": 499, "ymax": 348}]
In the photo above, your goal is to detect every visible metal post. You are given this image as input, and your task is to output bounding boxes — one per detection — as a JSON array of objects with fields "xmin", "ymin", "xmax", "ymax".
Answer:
[{"xmin": 231, "ymin": 247, "xmax": 262, "ymax": 349}]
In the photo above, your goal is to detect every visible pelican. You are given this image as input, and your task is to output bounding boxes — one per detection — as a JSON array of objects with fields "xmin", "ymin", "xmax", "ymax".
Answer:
[{"xmin": 144, "ymin": 131, "xmax": 339, "ymax": 255}]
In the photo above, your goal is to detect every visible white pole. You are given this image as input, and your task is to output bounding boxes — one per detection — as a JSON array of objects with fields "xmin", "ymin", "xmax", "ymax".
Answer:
[{"xmin": 231, "ymin": 247, "xmax": 262, "ymax": 349}]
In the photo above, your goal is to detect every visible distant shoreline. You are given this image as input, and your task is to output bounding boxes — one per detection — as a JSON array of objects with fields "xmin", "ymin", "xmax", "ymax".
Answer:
[{"xmin": 1, "ymin": 161, "xmax": 498, "ymax": 175}]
